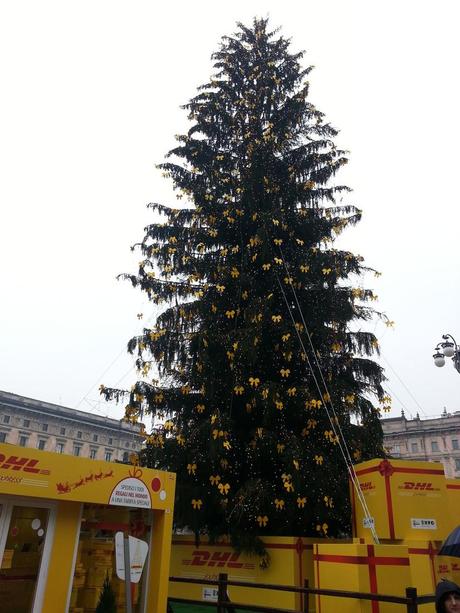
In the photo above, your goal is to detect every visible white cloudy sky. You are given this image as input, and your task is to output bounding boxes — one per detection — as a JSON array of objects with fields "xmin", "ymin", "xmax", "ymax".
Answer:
[{"xmin": 1, "ymin": 0, "xmax": 459, "ymax": 422}]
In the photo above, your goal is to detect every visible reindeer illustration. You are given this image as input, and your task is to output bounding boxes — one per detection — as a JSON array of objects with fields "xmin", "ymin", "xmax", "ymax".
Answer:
[
  {"xmin": 73, "ymin": 477, "xmax": 84, "ymax": 488},
  {"xmin": 56, "ymin": 482, "xmax": 71, "ymax": 494}
]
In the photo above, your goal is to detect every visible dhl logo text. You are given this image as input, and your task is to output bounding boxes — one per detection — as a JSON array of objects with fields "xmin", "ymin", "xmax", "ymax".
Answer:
[
  {"xmin": 183, "ymin": 550, "xmax": 255, "ymax": 570},
  {"xmin": 360, "ymin": 481, "xmax": 375, "ymax": 491},
  {"xmin": 399, "ymin": 482, "xmax": 439, "ymax": 491},
  {"xmin": 0, "ymin": 454, "xmax": 50, "ymax": 475}
]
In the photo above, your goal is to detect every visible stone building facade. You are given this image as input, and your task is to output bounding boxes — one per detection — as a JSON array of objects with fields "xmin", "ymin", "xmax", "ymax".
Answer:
[
  {"xmin": 381, "ymin": 410, "xmax": 460, "ymax": 478},
  {"xmin": 0, "ymin": 390, "xmax": 143, "ymax": 463}
]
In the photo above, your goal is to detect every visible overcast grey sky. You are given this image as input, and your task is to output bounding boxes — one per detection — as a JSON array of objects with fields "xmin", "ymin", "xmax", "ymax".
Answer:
[{"xmin": 1, "ymin": 0, "xmax": 459, "ymax": 421}]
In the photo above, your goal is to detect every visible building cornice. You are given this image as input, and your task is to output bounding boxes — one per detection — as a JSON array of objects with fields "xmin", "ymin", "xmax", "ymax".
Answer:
[{"xmin": 0, "ymin": 390, "xmax": 142, "ymax": 439}]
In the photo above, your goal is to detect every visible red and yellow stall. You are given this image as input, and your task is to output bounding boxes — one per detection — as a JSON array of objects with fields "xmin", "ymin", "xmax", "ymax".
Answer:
[{"xmin": 0, "ymin": 442, "xmax": 175, "ymax": 613}]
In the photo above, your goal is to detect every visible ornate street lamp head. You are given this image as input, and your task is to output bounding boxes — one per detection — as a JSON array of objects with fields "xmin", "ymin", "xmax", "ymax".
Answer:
[
  {"xmin": 433, "ymin": 334, "xmax": 460, "ymax": 374},
  {"xmin": 433, "ymin": 351, "xmax": 445, "ymax": 367},
  {"xmin": 441, "ymin": 340, "xmax": 455, "ymax": 358},
  {"xmin": 454, "ymin": 354, "xmax": 460, "ymax": 374}
]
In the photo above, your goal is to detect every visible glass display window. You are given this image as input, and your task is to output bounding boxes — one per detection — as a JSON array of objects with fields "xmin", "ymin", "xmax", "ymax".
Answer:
[
  {"xmin": 69, "ymin": 503, "xmax": 152, "ymax": 613},
  {"xmin": 0, "ymin": 502, "xmax": 53, "ymax": 613}
]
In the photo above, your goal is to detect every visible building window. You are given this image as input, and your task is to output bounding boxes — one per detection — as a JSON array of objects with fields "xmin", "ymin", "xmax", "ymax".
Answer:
[
  {"xmin": 108, "ymin": 438, "xmax": 113, "ymax": 445},
  {"xmin": 123, "ymin": 452, "xmax": 129, "ymax": 463},
  {"xmin": 393, "ymin": 444, "xmax": 400, "ymax": 454},
  {"xmin": 90, "ymin": 449, "xmax": 97, "ymax": 459},
  {"xmin": 93, "ymin": 434, "xmax": 98, "ymax": 442},
  {"xmin": 411, "ymin": 442, "xmax": 418, "ymax": 453},
  {"xmin": 42, "ymin": 424, "xmax": 48, "ymax": 432},
  {"xmin": 105, "ymin": 451, "xmax": 112, "ymax": 462},
  {"xmin": 19, "ymin": 436, "xmax": 27, "ymax": 447},
  {"xmin": 431, "ymin": 441, "xmax": 439, "ymax": 452},
  {"xmin": 456, "ymin": 459, "xmax": 460, "ymax": 471},
  {"xmin": 23, "ymin": 419, "xmax": 30, "ymax": 428},
  {"xmin": 3, "ymin": 416, "xmax": 10, "ymax": 424},
  {"xmin": 125, "ymin": 442, "xmax": 129, "ymax": 448},
  {"xmin": 56, "ymin": 442, "xmax": 64, "ymax": 453},
  {"xmin": 37, "ymin": 440, "xmax": 46, "ymax": 450},
  {"xmin": 74, "ymin": 445, "xmax": 81, "ymax": 457},
  {"xmin": 0, "ymin": 432, "xmax": 6, "ymax": 443},
  {"xmin": 60, "ymin": 427, "xmax": 66, "ymax": 435},
  {"xmin": 453, "ymin": 440, "xmax": 459, "ymax": 450},
  {"xmin": 77, "ymin": 431, "xmax": 82, "ymax": 439},
  {"xmin": 132, "ymin": 443, "xmax": 136, "ymax": 449}
]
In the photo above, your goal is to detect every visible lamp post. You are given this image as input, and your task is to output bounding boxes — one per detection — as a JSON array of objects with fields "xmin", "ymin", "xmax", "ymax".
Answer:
[{"xmin": 433, "ymin": 334, "xmax": 460, "ymax": 374}]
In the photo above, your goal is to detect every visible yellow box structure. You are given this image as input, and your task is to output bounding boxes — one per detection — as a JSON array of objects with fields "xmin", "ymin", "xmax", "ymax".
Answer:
[
  {"xmin": 170, "ymin": 534, "xmax": 320, "ymax": 610},
  {"xmin": 0, "ymin": 442, "xmax": 175, "ymax": 613},
  {"xmin": 406, "ymin": 541, "xmax": 441, "ymax": 594},
  {"xmin": 351, "ymin": 458, "xmax": 447, "ymax": 541},
  {"xmin": 314, "ymin": 542, "xmax": 417, "ymax": 613}
]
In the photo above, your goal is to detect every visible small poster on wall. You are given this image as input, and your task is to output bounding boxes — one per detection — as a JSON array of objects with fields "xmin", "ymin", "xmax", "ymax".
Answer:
[{"xmin": 115, "ymin": 532, "xmax": 149, "ymax": 583}]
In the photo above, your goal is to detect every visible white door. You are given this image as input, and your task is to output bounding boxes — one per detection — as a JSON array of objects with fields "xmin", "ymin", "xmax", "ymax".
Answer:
[{"xmin": 0, "ymin": 497, "xmax": 56, "ymax": 613}]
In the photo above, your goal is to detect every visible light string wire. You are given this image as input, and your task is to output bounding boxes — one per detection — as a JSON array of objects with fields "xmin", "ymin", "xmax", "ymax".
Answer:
[{"xmin": 266, "ymin": 233, "xmax": 379, "ymax": 543}]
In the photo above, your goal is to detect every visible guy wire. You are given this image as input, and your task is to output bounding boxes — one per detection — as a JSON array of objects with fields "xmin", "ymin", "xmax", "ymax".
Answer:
[{"xmin": 265, "ymin": 232, "xmax": 379, "ymax": 543}]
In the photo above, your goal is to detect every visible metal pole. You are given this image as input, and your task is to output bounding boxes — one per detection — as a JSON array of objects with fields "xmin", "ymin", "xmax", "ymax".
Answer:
[
  {"xmin": 124, "ymin": 533, "xmax": 133, "ymax": 613},
  {"xmin": 217, "ymin": 573, "xmax": 228, "ymax": 613},
  {"xmin": 303, "ymin": 579, "xmax": 309, "ymax": 613},
  {"xmin": 405, "ymin": 587, "xmax": 418, "ymax": 613}
]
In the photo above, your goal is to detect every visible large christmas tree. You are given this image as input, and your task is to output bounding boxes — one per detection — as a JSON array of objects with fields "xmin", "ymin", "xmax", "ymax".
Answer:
[{"xmin": 102, "ymin": 18, "xmax": 387, "ymax": 559}]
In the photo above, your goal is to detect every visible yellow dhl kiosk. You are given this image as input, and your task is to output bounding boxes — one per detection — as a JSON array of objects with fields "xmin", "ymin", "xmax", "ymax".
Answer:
[{"xmin": 0, "ymin": 442, "xmax": 175, "ymax": 613}]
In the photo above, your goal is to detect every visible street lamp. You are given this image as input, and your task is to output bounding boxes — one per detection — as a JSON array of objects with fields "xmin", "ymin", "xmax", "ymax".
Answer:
[{"xmin": 433, "ymin": 334, "xmax": 460, "ymax": 374}]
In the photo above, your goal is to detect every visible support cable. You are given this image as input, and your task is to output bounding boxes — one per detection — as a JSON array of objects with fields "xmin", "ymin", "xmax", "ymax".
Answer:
[
  {"xmin": 272, "ymin": 243, "xmax": 379, "ymax": 543},
  {"xmin": 74, "ymin": 302, "xmax": 158, "ymax": 411},
  {"xmin": 381, "ymin": 354, "xmax": 428, "ymax": 417}
]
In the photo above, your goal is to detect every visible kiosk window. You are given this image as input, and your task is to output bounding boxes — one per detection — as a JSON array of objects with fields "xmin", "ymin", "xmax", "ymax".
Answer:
[
  {"xmin": 69, "ymin": 504, "xmax": 151, "ymax": 612},
  {"xmin": 0, "ymin": 505, "xmax": 49, "ymax": 613}
]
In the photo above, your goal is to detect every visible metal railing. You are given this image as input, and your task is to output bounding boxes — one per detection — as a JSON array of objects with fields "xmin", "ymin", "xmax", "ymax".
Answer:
[{"xmin": 169, "ymin": 573, "xmax": 436, "ymax": 613}]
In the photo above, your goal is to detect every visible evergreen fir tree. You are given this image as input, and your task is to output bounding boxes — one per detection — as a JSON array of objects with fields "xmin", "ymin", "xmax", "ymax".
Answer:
[
  {"xmin": 95, "ymin": 574, "xmax": 116, "ymax": 613},
  {"xmin": 102, "ymin": 18, "xmax": 388, "ymax": 559}
]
